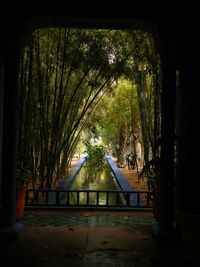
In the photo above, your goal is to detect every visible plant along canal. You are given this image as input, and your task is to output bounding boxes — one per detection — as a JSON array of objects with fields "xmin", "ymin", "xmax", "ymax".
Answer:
[{"xmin": 61, "ymin": 158, "xmax": 125, "ymax": 206}]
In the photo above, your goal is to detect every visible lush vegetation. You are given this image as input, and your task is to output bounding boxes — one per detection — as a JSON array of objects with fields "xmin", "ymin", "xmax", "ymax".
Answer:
[
  {"xmin": 84, "ymin": 141, "xmax": 108, "ymax": 171},
  {"xmin": 17, "ymin": 28, "xmax": 161, "ymax": 189}
]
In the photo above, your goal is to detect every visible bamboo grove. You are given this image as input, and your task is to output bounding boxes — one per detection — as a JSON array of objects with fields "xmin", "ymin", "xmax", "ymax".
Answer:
[{"xmin": 17, "ymin": 28, "xmax": 161, "ymax": 189}]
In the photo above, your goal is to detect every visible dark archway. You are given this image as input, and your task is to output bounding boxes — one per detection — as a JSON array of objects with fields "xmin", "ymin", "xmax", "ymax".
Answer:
[{"xmin": 0, "ymin": 5, "xmax": 199, "ymax": 263}]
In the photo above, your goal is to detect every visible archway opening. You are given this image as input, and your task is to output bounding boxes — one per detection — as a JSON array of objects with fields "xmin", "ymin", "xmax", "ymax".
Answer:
[{"xmin": 17, "ymin": 22, "xmax": 161, "ymax": 206}]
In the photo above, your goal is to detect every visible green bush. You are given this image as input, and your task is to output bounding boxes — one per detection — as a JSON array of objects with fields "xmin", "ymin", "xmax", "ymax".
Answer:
[{"xmin": 84, "ymin": 142, "xmax": 108, "ymax": 170}]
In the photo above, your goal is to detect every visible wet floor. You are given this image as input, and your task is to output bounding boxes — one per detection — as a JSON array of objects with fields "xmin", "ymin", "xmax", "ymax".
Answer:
[
  {"xmin": 18, "ymin": 210, "xmax": 157, "ymax": 227},
  {"xmin": 0, "ymin": 210, "xmax": 193, "ymax": 267}
]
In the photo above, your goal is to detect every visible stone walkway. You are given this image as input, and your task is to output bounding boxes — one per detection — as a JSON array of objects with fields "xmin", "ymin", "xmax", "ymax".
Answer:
[
  {"xmin": 0, "ymin": 210, "xmax": 191, "ymax": 267},
  {"xmin": 18, "ymin": 210, "xmax": 156, "ymax": 227}
]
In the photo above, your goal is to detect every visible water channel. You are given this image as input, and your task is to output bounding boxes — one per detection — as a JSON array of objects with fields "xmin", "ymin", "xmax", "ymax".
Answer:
[{"xmin": 62, "ymin": 159, "xmax": 125, "ymax": 206}]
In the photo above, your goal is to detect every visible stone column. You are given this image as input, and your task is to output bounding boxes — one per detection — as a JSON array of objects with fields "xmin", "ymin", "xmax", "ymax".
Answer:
[
  {"xmin": 0, "ymin": 35, "xmax": 23, "ymax": 240},
  {"xmin": 176, "ymin": 33, "xmax": 199, "ymax": 214},
  {"xmin": 152, "ymin": 35, "xmax": 177, "ymax": 241},
  {"xmin": 175, "ymin": 32, "xmax": 200, "ymax": 263}
]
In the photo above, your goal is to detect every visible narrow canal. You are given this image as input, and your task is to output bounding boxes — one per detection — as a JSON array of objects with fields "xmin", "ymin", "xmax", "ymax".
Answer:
[{"xmin": 62, "ymin": 159, "xmax": 125, "ymax": 206}]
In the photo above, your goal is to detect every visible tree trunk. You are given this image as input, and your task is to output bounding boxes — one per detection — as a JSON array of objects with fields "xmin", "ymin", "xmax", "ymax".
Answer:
[{"xmin": 117, "ymin": 124, "xmax": 127, "ymax": 168}]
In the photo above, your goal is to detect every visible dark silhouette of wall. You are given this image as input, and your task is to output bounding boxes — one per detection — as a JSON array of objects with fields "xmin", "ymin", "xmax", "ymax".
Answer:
[{"xmin": 0, "ymin": 3, "xmax": 199, "ymax": 263}]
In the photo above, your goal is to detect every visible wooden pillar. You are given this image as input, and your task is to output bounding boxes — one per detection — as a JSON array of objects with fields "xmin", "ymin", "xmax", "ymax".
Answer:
[{"xmin": 0, "ymin": 35, "xmax": 23, "ymax": 239}]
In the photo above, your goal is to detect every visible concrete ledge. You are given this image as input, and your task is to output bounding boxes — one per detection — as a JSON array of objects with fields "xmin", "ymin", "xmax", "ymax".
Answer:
[
  {"xmin": 57, "ymin": 156, "xmax": 87, "ymax": 189},
  {"xmin": 105, "ymin": 154, "xmax": 144, "ymax": 206},
  {"xmin": 48, "ymin": 157, "xmax": 87, "ymax": 204},
  {"xmin": 105, "ymin": 154, "xmax": 133, "ymax": 191}
]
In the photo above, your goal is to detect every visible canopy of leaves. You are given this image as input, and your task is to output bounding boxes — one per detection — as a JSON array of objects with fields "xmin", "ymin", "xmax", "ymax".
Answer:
[
  {"xmin": 85, "ymin": 79, "xmax": 140, "ymax": 156},
  {"xmin": 17, "ymin": 27, "xmax": 160, "ymax": 189}
]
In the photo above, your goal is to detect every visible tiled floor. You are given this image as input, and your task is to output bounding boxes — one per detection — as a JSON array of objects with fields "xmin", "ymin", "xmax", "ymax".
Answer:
[
  {"xmin": 18, "ymin": 211, "xmax": 157, "ymax": 227},
  {"xmin": 0, "ymin": 210, "xmax": 193, "ymax": 267}
]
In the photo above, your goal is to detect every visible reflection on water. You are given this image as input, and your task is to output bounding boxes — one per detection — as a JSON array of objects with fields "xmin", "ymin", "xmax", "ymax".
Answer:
[
  {"xmin": 62, "ymin": 160, "xmax": 125, "ymax": 205},
  {"xmin": 72, "ymin": 164, "xmax": 119, "ymax": 190}
]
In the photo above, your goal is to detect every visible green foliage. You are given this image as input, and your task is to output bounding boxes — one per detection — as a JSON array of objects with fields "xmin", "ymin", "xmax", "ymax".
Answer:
[
  {"xmin": 18, "ymin": 27, "xmax": 159, "ymax": 189},
  {"xmin": 139, "ymin": 157, "xmax": 161, "ymax": 190},
  {"xmin": 86, "ymin": 79, "xmax": 140, "ymax": 157},
  {"xmin": 84, "ymin": 142, "xmax": 108, "ymax": 171}
]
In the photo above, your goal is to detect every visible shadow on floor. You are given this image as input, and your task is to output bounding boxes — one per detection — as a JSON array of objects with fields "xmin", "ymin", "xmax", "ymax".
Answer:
[{"xmin": 0, "ymin": 210, "xmax": 193, "ymax": 267}]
